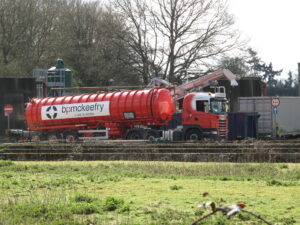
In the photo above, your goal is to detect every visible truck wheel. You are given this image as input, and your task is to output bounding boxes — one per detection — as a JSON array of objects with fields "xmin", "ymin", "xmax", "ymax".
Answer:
[
  {"xmin": 63, "ymin": 131, "xmax": 78, "ymax": 143},
  {"xmin": 145, "ymin": 130, "xmax": 158, "ymax": 141},
  {"xmin": 186, "ymin": 129, "xmax": 203, "ymax": 141},
  {"xmin": 47, "ymin": 132, "xmax": 60, "ymax": 142},
  {"xmin": 126, "ymin": 129, "xmax": 144, "ymax": 140}
]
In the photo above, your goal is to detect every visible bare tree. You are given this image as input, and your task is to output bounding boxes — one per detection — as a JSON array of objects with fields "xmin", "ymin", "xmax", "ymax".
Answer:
[
  {"xmin": 56, "ymin": 0, "xmax": 140, "ymax": 86},
  {"xmin": 21, "ymin": 0, "xmax": 62, "ymax": 73},
  {"xmin": 115, "ymin": 0, "xmax": 240, "ymax": 84},
  {"xmin": 0, "ymin": 0, "xmax": 139, "ymax": 85},
  {"xmin": 0, "ymin": 0, "xmax": 28, "ymax": 66},
  {"xmin": 115, "ymin": 0, "xmax": 164, "ymax": 84},
  {"xmin": 0, "ymin": 0, "xmax": 61, "ymax": 75}
]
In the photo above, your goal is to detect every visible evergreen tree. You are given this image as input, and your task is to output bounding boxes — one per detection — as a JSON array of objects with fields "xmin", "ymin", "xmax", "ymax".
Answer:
[
  {"xmin": 285, "ymin": 71, "xmax": 294, "ymax": 88},
  {"xmin": 257, "ymin": 62, "xmax": 282, "ymax": 87}
]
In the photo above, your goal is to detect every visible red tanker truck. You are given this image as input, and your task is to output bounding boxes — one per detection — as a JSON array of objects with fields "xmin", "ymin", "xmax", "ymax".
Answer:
[{"xmin": 23, "ymin": 87, "xmax": 227, "ymax": 142}]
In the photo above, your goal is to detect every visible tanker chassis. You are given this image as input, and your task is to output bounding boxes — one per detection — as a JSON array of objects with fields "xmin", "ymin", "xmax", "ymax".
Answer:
[{"xmin": 23, "ymin": 87, "xmax": 227, "ymax": 142}]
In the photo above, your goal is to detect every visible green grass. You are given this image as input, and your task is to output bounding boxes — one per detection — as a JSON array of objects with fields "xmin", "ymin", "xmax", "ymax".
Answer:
[{"xmin": 0, "ymin": 161, "xmax": 299, "ymax": 224}]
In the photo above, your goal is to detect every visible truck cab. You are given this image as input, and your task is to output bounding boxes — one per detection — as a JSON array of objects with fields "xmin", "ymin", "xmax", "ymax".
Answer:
[{"xmin": 179, "ymin": 92, "xmax": 228, "ymax": 140}]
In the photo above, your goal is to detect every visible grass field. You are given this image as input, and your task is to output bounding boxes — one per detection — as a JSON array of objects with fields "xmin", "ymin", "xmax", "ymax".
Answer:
[{"xmin": 0, "ymin": 161, "xmax": 299, "ymax": 225}]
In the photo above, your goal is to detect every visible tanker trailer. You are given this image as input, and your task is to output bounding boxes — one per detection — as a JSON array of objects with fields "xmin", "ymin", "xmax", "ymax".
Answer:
[{"xmin": 25, "ymin": 87, "xmax": 174, "ymax": 142}]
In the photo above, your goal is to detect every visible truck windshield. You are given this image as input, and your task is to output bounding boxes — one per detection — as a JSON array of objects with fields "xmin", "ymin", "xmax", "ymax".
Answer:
[{"xmin": 210, "ymin": 99, "xmax": 226, "ymax": 114}]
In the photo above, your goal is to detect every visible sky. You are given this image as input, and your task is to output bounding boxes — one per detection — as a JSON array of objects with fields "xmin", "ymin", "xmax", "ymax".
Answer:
[{"xmin": 228, "ymin": 0, "xmax": 300, "ymax": 78}]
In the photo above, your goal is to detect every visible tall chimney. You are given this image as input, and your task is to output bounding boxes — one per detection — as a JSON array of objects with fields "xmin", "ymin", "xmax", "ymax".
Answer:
[{"xmin": 298, "ymin": 63, "xmax": 300, "ymax": 96}]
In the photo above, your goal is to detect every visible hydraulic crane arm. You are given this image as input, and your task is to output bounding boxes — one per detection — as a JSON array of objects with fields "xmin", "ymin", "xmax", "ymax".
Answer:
[{"xmin": 174, "ymin": 69, "xmax": 238, "ymax": 100}]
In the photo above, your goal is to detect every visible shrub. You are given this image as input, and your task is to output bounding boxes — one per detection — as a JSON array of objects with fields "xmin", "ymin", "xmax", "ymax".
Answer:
[
  {"xmin": 102, "ymin": 197, "xmax": 124, "ymax": 211},
  {"xmin": 279, "ymin": 164, "xmax": 289, "ymax": 169},
  {"xmin": 237, "ymin": 212, "xmax": 251, "ymax": 221},
  {"xmin": 119, "ymin": 204, "xmax": 131, "ymax": 213},
  {"xmin": 267, "ymin": 179, "xmax": 283, "ymax": 186},
  {"xmin": 194, "ymin": 209, "xmax": 204, "ymax": 216},
  {"xmin": 70, "ymin": 202, "xmax": 99, "ymax": 215},
  {"xmin": 266, "ymin": 179, "xmax": 296, "ymax": 186},
  {"xmin": 170, "ymin": 185, "xmax": 183, "ymax": 190},
  {"xmin": 283, "ymin": 217, "xmax": 297, "ymax": 225},
  {"xmin": 73, "ymin": 193, "xmax": 96, "ymax": 203},
  {"xmin": 219, "ymin": 176, "xmax": 231, "ymax": 181}
]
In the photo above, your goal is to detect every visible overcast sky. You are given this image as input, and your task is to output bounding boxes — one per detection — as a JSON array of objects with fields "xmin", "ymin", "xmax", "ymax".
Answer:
[{"xmin": 228, "ymin": 0, "xmax": 300, "ymax": 77}]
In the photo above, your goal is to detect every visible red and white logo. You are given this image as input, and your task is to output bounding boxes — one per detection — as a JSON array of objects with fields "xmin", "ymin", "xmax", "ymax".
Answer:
[
  {"xmin": 41, "ymin": 101, "xmax": 110, "ymax": 120},
  {"xmin": 4, "ymin": 105, "xmax": 13, "ymax": 116},
  {"xmin": 271, "ymin": 97, "xmax": 280, "ymax": 107}
]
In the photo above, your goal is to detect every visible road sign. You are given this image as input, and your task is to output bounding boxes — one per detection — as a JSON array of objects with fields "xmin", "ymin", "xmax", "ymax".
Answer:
[
  {"xmin": 271, "ymin": 97, "xmax": 280, "ymax": 107},
  {"xmin": 272, "ymin": 106, "xmax": 278, "ymax": 114},
  {"xmin": 4, "ymin": 105, "xmax": 13, "ymax": 116}
]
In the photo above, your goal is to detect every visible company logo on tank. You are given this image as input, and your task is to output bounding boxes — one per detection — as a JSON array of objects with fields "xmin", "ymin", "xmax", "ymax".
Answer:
[{"xmin": 41, "ymin": 101, "xmax": 110, "ymax": 120}]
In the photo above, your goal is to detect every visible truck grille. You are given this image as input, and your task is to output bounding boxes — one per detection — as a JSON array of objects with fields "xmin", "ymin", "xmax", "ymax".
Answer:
[{"xmin": 218, "ymin": 119, "xmax": 227, "ymax": 137}]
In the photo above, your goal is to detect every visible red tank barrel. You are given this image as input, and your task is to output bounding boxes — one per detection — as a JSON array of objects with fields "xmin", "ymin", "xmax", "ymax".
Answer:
[{"xmin": 25, "ymin": 88, "xmax": 174, "ymax": 130}]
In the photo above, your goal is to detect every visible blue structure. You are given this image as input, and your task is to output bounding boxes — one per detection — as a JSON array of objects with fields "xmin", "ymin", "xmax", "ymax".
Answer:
[{"xmin": 33, "ymin": 58, "xmax": 72, "ymax": 97}]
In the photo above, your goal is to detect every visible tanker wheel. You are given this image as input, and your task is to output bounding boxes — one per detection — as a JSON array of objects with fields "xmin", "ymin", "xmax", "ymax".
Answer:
[
  {"xmin": 186, "ymin": 129, "xmax": 203, "ymax": 141},
  {"xmin": 126, "ymin": 129, "xmax": 144, "ymax": 140},
  {"xmin": 47, "ymin": 132, "xmax": 60, "ymax": 142},
  {"xmin": 63, "ymin": 131, "xmax": 78, "ymax": 143},
  {"xmin": 145, "ymin": 130, "xmax": 158, "ymax": 141}
]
